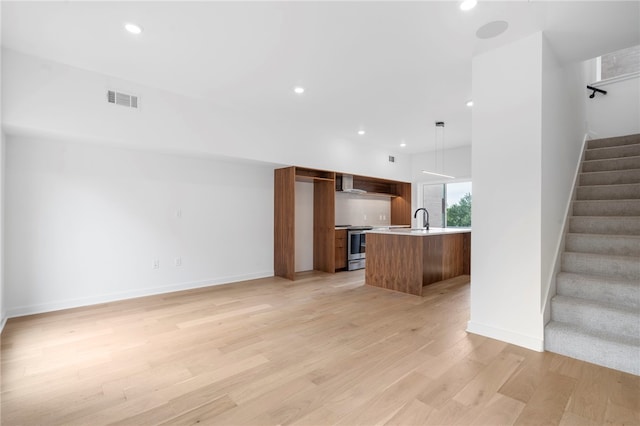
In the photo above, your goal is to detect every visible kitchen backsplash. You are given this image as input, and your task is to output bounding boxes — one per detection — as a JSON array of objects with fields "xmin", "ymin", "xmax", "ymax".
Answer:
[{"xmin": 335, "ymin": 192, "xmax": 391, "ymax": 226}]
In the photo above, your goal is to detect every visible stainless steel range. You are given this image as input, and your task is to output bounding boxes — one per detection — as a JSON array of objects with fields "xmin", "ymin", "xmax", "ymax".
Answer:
[{"xmin": 347, "ymin": 226, "xmax": 373, "ymax": 271}]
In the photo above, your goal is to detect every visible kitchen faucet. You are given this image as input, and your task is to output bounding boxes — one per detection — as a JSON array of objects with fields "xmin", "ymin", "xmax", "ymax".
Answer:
[{"xmin": 414, "ymin": 208, "xmax": 430, "ymax": 230}]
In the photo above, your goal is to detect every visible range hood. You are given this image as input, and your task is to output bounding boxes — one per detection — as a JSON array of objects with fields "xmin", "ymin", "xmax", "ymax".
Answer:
[{"xmin": 340, "ymin": 175, "xmax": 367, "ymax": 194}]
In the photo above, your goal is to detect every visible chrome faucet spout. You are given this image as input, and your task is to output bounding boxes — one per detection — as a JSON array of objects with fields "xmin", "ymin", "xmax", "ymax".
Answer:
[{"xmin": 413, "ymin": 208, "xmax": 430, "ymax": 230}]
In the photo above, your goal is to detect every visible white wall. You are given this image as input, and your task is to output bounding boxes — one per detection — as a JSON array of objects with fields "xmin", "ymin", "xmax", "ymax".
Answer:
[
  {"xmin": 470, "ymin": 32, "xmax": 588, "ymax": 351},
  {"xmin": 0, "ymin": 2, "xmax": 5, "ymax": 330},
  {"xmin": 295, "ymin": 182, "xmax": 314, "ymax": 272},
  {"xmin": 411, "ymin": 145, "xmax": 471, "ymax": 183},
  {"xmin": 5, "ymin": 136, "xmax": 274, "ymax": 317},
  {"xmin": 0, "ymin": 131, "xmax": 4, "ymax": 329},
  {"xmin": 2, "ymin": 48, "xmax": 412, "ymax": 183},
  {"xmin": 584, "ymin": 60, "xmax": 640, "ymax": 138},
  {"xmin": 1, "ymin": 47, "xmax": 415, "ymax": 317},
  {"xmin": 469, "ymin": 32, "xmax": 545, "ymax": 351},
  {"xmin": 335, "ymin": 192, "xmax": 391, "ymax": 227},
  {"xmin": 540, "ymin": 41, "xmax": 588, "ymax": 318}
]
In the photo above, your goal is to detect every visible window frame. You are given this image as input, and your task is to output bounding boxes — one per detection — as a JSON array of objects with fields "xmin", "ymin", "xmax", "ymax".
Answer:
[
  {"xmin": 420, "ymin": 180, "xmax": 472, "ymax": 229},
  {"xmin": 595, "ymin": 44, "xmax": 640, "ymax": 84}
]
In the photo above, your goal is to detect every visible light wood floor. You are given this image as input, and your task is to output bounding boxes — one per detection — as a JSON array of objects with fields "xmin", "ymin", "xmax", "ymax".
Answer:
[{"xmin": 1, "ymin": 271, "xmax": 638, "ymax": 425}]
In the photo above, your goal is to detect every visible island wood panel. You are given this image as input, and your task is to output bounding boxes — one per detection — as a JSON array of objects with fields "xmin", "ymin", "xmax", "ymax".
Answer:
[
  {"xmin": 365, "ymin": 231, "xmax": 471, "ymax": 296},
  {"xmin": 463, "ymin": 232, "xmax": 471, "ymax": 274},
  {"xmin": 365, "ymin": 233, "xmax": 424, "ymax": 296},
  {"xmin": 313, "ymin": 177, "xmax": 336, "ymax": 273},
  {"xmin": 441, "ymin": 233, "xmax": 465, "ymax": 280},
  {"xmin": 391, "ymin": 182, "xmax": 412, "ymax": 226},
  {"xmin": 274, "ymin": 167, "xmax": 296, "ymax": 280},
  {"xmin": 422, "ymin": 234, "xmax": 444, "ymax": 286}
]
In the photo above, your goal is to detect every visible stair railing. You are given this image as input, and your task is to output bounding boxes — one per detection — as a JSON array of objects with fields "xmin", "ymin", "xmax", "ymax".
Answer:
[{"xmin": 587, "ymin": 85, "xmax": 607, "ymax": 98}]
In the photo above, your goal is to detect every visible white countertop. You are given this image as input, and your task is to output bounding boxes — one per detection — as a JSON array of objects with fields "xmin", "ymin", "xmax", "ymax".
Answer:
[
  {"xmin": 366, "ymin": 227, "xmax": 471, "ymax": 237},
  {"xmin": 335, "ymin": 225, "xmax": 410, "ymax": 230}
]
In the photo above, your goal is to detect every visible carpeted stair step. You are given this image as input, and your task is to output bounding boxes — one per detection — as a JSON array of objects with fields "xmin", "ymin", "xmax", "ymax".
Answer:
[
  {"xmin": 565, "ymin": 233, "xmax": 640, "ymax": 256},
  {"xmin": 573, "ymin": 199, "xmax": 640, "ymax": 216},
  {"xmin": 551, "ymin": 295, "xmax": 640, "ymax": 338},
  {"xmin": 562, "ymin": 251, "xmax": 640, "ymax": 280},
  {"xmin": 576, "ymin": 183, "xmax": 640, "ymax": 200},
  {"xmin": 580, "ymin": 169, "xmax": 640, "ymax": 186},
  {"xmin": 585, "ymin": 143, "xmax": 640, "ymax": 161},
  {"xmin": 547, "ymin": 134, "xmax": 640, "ymax": 376},
  {"xmin": 582, "ymin": 156, "xmax": 640, "ymax": 173},
  {"xmin": 545, "ymin": 321, "xmax": 640, "ymax": 376},
  {"xmin": 569, "ymin": 216, "xmax": 640, "ymax": 235},
  {"xmin": 556, "ymin": 272, "xmax": 639, "ymax": 310},
  {"xmin": 588, "ymin": 134, "xmax": 640, "ymax": 150}
]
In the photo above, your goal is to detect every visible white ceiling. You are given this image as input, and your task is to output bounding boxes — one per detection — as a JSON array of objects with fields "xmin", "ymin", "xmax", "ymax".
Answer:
[{"xmin": 2, "ymin": 1, "xmax": 639, "ymax": 154}]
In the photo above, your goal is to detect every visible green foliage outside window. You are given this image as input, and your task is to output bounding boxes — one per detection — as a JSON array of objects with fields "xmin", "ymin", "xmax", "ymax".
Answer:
[{"xmin": 446, "ymin": 193, "xmax": 471, "ymax": 227}]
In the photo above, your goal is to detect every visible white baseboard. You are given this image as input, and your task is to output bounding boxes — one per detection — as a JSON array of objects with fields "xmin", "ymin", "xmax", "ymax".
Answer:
[
  {"xmin": 466, "ymin": 320, "xmax": 544, "ymax": 352},
  {"xmin": 6, "ymin": 271, "xmax": 274, "ymax": 318},
  {"xmin": 0, "ymin": 316, "xmax": 7, "ymax": 334}
]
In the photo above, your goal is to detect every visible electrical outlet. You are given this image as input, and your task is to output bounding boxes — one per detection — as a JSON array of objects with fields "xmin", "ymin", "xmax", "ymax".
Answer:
[
  {"xmin": 175, "ymin": 257, "xmax": 182, "ymax": 267},
  {"xmin": 152, "ymin": 259, "xmax": 160, "ymax": 269}
]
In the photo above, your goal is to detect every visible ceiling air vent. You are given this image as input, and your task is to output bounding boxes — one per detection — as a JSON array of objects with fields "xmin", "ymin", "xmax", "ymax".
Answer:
[
  {"xmin": 107, "ymin": 90, "xmax": 138, "ymax": 109},
  {"xmin": 388, "ymin": 155, "xmax": 395, "ymax": 163}
]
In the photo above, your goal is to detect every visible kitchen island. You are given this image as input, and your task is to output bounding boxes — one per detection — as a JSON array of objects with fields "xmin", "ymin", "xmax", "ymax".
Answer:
[{"xmin": 365, "ymin": 228, "xmax": 471, "ymax": 296}]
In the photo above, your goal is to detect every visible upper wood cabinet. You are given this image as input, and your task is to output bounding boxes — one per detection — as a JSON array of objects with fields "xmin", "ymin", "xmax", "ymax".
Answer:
[
  {"xmin": 390, "ymin": 179, "xmax": 412, "ymax": 227},
  {"xmin": 335, "ymin": 174, "xmax": 407, "ymax": 197},
  {"xmin": 274, "ymin": 166, "xmax": 411, "ymax": 280},
  {"xmin": 335, "ymin": 173, "xmax": 412, "ymax": 226},
  {"xmin": 295, "ymin": 168, "xmax": 334, "ymax": 182}
]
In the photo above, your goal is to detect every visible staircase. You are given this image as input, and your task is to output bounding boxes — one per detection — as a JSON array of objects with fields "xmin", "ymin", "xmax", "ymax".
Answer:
[{"xmin": 545, "ymin": 133, "xmax": 640, "ymax": 376}]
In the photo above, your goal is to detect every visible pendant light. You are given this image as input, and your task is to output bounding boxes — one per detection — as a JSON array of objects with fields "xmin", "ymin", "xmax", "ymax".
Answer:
[{"xmin": 422, "ymin": 121, "xmax": 455, "ymax": 179}]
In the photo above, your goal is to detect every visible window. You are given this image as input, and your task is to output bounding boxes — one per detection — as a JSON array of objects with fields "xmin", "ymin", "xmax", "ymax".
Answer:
[
  {"xmin": 597, "ymin": 44, "xmax": 640, "ymax": 81},
  {"xmin": 422, "ymin": 181, "xmax": 472, "ymax": 228},
  {"xmin": 422, "ymin": 184, "xmax": 445, "ymax": 228}
]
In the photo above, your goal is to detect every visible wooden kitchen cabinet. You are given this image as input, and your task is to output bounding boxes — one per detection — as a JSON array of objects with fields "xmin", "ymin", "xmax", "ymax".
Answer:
[
  {"xmin": 334, "ymin": 229, "xmax": 347, "ymax": 271},
  {"xmin": 274, "ymin": 166, "xmax": 411, "ymax": 280},
  {"xmin": 335, "ymin": 174, "xmax": 412, "ymax": 227},
  {"xmin": 274, "ymin": 166, "xmax": 335, "ymax": 280}
]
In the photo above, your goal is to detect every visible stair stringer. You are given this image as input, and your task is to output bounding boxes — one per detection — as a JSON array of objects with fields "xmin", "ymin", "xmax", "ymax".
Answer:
[{"xmin": 541, "ymin": 133, "xmax": 590, "ymax": 325}]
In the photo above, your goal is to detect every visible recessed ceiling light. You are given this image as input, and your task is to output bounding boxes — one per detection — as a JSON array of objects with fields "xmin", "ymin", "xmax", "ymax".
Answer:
[
  {"xmin": 460, "ymin": 0, "xmax": 477, "ymax": 11},
  {"xmin": 400, "ymin": 142, "xmax": 407, "ymax": 147},
  {"xmin": 466, "ymin": 100, "xmax": 474, "ymax": 107},
  {"xmin": 358, "ymin": 130, "xmax": 365, "ymax": 135},
  {"xmin": 476, "ymin": 21, "xmax": 509, "ymax": 39},
  {"xmin": 124, "ymin": 23, "xmax": 143, "ymax": 35},
  {"xmin": 294, "ymin": 87, "xmax": 305, "ymax": 94}
]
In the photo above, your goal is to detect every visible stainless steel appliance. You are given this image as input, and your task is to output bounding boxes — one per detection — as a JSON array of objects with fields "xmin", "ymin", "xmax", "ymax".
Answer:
[
  {"xmin": 347, "ymin": 226, "xmax": 373, "ymax": 271},
  {"xmin": 339, "ymin": 175, "xmax": 367, "ymax": 194}
]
